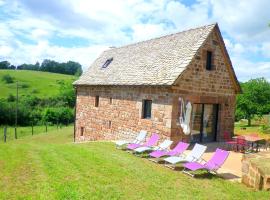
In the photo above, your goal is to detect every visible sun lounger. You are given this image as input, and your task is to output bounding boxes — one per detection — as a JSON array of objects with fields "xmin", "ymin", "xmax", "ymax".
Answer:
[
  {"xmin": 148, "ymin": 141, "xmax": 189, "ymax": 162},
  {"xmin": 134, "ymin": 139, "xmax": 173, "ymax": 154},
  {"xmin": 127, "ymin": 133, "xmax": 159, "ymax": 150},
  {"xmin": 182, "ymin": 148, "xmax": 229, "ymax": 177},
  {"xmin": 115, "ymin": 130, "xmax": 147, "ymax": 149},
  {"xmin": 164, "ymin": 143, "xmax": 207, "ymax": 169}
]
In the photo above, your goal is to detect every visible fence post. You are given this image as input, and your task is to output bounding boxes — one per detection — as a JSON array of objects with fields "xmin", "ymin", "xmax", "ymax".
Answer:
[
  {"xmin": 31, "ymin": 123, "xmax": 34, "ymax": 136},
  {"xmin": 45, "ymin": 123, "xmax": 47, "ymax": 132},
  {"xmin": 4, "ymin": 127, "xmax": 7, "ymax": 143}
]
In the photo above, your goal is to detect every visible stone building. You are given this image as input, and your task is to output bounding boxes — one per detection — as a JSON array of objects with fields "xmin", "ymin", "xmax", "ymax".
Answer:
[{"xmin": 73, "ymin": 23, "xmax": 241, "ymax": 144}]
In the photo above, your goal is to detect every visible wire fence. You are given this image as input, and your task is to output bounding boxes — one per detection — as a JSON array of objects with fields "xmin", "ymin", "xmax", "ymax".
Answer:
[{"xmin": 0, "ymin": 124, "xmax": 70, "ymax": 143}]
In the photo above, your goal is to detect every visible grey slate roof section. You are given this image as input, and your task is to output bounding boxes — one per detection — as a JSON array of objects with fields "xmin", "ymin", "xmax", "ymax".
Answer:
[{"xmin": 74, "ymin": 24, "xmax": 216, "ymax": 86}]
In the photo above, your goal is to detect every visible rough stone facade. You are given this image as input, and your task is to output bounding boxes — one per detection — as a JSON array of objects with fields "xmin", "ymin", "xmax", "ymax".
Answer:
[
  {"xmin": 171, "ymin": 29, "xmax": 236, "ymax": 142},
  {"xmin": 75, "ymin": 86, "xmax": 174, "ymax": 142},
  {"xmin": 74, "ymin": 26, "xmax": 239, "ymax": 144},
  {"xmin": 242, "ymin": 152, "xmax": 270, "ymax": 190}
]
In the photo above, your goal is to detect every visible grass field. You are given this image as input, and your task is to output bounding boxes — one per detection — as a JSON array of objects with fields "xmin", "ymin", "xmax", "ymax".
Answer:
[
  {"xmin": 0, "ymin": 125, "xmax": 63, "ymax": 143},
  {"xmin": 0, "ymin": 70, "xmax": 76, "ymax": 98},
  {"xmin": 234, "ymin": 116, "xmax": 270, "ymax": 140},
  {"xmin": 0, "ymin": 127, "xmax": 269, "ymax": 199}
]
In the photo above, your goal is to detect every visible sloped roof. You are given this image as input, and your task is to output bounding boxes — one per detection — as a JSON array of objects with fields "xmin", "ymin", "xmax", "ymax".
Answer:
[{"xmin": 74, "ymin": 24, "xmax": 217, "ymax": 86}]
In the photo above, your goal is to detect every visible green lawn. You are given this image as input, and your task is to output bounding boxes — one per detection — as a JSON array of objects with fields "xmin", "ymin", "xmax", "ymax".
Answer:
[
  {"xmin": 234, "ymin": 116, "xmax": 270, "ymax": 140},
  {"xmin": 0, "ymin": 70, "xmax": 76, "ymax": 98},
  {"xmin": 0, "ymin": 127, "xmax": 269, "ymax": 200},
  {"xmin": 0, "ymin": 125, "xmax": 62, "ymax": 142}
]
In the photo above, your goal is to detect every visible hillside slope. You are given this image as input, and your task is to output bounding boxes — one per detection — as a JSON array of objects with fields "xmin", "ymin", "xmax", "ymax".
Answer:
[
  {"xmin": 0, "ymin": 127, "xmax": 268, "ymax": 199},
  {"xmin": 0, "ymin": 70, "xmax": 76, "ymax": 98}
]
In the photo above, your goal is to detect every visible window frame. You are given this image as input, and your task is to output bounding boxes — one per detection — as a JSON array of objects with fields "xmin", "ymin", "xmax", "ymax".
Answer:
[
  {"xmin": 95, "ymin": 96, "xmax": 99, "ymax": 107},
  {"xmin": 206, "ymin": 50, "xmax": 213, "ymax": 71},
  {"xmin": 102, "ymin": 57, "xmax": 113, "ymax": 68},
  {"xmin": 80, "ymin": 127, "xmax": 84, "ymax": 136},
  {"xmin": 142, "ymin": 99, "xmax": 152, "ymax": 119}
]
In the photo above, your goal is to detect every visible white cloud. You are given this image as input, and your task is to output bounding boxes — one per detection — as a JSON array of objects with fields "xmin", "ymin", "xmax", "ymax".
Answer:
[
  {"xmin": 4, "ymin": 40, "xmax": 108, "ymax": 68},
  {"xmin": 0, "ymin": 0, "xmax": 270, "ymax": 81},
  {"xmin": 210, "ymin": 0, "xmax": 270, "ymax": 43},
  {"xmin": 232, "ymin": 56, "xmax": 270, "ymax": 82},
  {"xmin": 261, "ymin": 42, "xmax": 270, "ymax": 58}
]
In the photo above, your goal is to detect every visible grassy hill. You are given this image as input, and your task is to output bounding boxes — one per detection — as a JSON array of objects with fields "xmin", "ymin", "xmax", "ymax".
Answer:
[
  {"xmin": 0, "ymin": 127, "xmax": 268, "ymax": 199},
  {"xmin": 0, "ymin": 70, "xmax": 76, "ymax": 98}
]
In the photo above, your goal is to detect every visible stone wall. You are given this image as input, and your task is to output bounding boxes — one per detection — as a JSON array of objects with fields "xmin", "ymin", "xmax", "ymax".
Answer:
[
  {"xmin": 242, "ymin": 152, "xmax": 270, "ymax": 190},
  {"xmin": 75, "ymin": 86, "xmax": 173, "ymax": 142},
  {"xmin": 171, "ymin": 27, "xmax": 237, "ymax": 142}
]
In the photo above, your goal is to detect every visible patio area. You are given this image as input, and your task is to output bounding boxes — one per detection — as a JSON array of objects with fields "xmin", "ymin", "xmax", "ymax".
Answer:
[{"xmin": 197, "ymin": 142, "xmax": 242, "ymax": 181}]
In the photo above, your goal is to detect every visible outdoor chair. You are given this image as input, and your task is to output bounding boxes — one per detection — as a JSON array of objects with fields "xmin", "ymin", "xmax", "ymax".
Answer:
[
  {"xmin": 134, "ymin": 139, "xmax": 173, "ymax": 155},
  {"xmin": 223, "ymin": 131, "xmax": 237, "ymax": 150},
  {"xmin": 164, "ymin": 143, "xmax": 207, "ymax": 169},
  {"xmin": 247, "ymin": 133, "xmax": 260, "ymax": 150},
  {"xmin": 127, "ymin": 133, "xmax": 159, "ymax": 151},
  {"xmin": 115, "ymin": 130, "xmax": 147, "ymax": 149},
  {"xmin": 182, "ymin": 148, "xmax": 230, "ymax": 177},
  {"xmin": 257, "ymin": 139, "xmax": 270, "ymax": 151},
  {"xmin": 236, "ymin": 136, "xmax": 249, "ymax": 152},
  {"xmin": 148, "ymin": 141, "xmax": 189, "ymax": 162}
]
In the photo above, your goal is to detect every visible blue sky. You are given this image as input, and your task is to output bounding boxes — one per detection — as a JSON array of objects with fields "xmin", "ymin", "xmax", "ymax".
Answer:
[{"xmin": 0, "ymin": 0, "xmax": 270, "ymax": 81}]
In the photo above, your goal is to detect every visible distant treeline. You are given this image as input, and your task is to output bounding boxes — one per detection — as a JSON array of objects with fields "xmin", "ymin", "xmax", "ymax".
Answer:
[
  {"xmin": 0, "ymin": 60, "xmax": 82, "ymax": 76},
  {"xmin": 0, "ymin": 81, "xmax": 75, "ymax": 126}
]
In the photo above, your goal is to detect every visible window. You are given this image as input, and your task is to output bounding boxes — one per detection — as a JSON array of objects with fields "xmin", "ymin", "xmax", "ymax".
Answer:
[
  {"xmin": 80, "ymin": 127, "xmax": 84, "ymax": 136},
  {"xmin": 142, "ymin": 100, "xmax": 152, "ymax": 119},
  {"xmin": 109, "ymin": 97, "xmax": 112, "ymax": 104},
  {"xmin": 108, "ymin": 120, "xmax": 112, "ymax": 129},
  {"xmin": 95, "ymin": 96, "xmax": 99, "ymax": 107},
  {"xmin": 102, "ymin": 57, "xmax": 113, "ymax": 68},
  {"xmin": 206, "ymin": 51, "xmax": 212, "ymax": 70}
]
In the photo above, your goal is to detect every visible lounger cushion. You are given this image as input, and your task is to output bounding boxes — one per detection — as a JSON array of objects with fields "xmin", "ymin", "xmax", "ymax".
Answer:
[
  {"xmin": 115, "ymin": 140, "xmax": 131, "ymax": 146},
  {"xmin": 134, "ymin": 146, "xmax": 152, "ymax": 153},
  {"xmin": 183, "ymin": 162, "xmax": 204, "ymax": 171},
  {"xmin": 127, "ymin": 143, "xmax": 141, "ymax": 150},
  {"xmin": 149, "ymin": 150, "xmax": 167, "ymax": 158},
  {"xmin": 164, "ymin": 156, "xmax": 187, "ymax": 164}
]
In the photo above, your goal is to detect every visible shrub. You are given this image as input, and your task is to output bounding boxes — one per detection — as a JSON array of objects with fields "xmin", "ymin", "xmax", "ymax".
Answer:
[
  {"xmin": 32, "ymin": 89, "xmax": 39, "ymax": 94},
  {"xmin": 21, "ymin": 83, "xmax": 29, "ymax": 88},
  {"xmin": 42, "ymin": 107, "xmax": 73, "ymax": 125},
  {"xmin": 7, "ymin": 94, "xmax": 16, "ymax": 102},
  {"xmin": 260, "ymin": 125, "xmax": 270, "ymax": 134},
  {"xmin": 2, "ymin": 74, "xmax": 14, "ymax": 84}
]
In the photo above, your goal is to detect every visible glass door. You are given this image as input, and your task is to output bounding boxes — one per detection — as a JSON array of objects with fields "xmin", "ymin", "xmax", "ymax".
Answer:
[
  {"xmin": 190, "ymin": 104, "xmax": 203, "ymax": 143},
  {"xmin": 190, "ymin": 104, "xmax": 218, "ymax": 143}
]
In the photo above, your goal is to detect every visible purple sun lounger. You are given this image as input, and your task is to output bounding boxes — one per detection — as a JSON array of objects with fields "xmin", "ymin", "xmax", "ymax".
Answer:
[
  {"xmin": 148, "ymin": 141, "xmax": 189, "ymax": 162},
  {"xmin": 127, "ymin": 133, "xmax": 159, "ymax": 150},
  {"xmin": 182, "ymin": 148, "xmax": 230, "ymax": 177}
]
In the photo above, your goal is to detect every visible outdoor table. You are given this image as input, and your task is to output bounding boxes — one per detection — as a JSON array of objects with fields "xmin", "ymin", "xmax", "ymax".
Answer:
[
  {"xmin": 233, "ymin": 135, "xmax": 263, "ymax": 152},
  {"xmin": 244, "ymin": 136, "xmax": 264, "ymax": 152}
]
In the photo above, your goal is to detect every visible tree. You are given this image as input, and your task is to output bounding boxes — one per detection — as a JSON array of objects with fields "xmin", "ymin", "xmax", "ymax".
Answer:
[
  {"xmin": 0, "ymin": 61, "xmax": 10, "ymax": 69},
  {"xmin": 58, "ymin": 81, "xmax": 75, "ymax": 107},
  {"xmin": 9, "ymin": 65, "xmax": 16, "ymax": 70},
  {"xmin": 236, "ymin": 78, "xmax": 270, "ymax": 126},
  {"xmin": 17, "ymin": 62, "xmax": 40, "ymax": 71}
]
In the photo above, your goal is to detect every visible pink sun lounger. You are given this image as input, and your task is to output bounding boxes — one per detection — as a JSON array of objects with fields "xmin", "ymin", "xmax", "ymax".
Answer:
[
  {"xmin": 182, "ymin": 148, "xmax": 230, "ymax": 177},
  {"xmin": 149, "ymin": 141, "xmax": 189, "ymax": 160},
  {"xmin": 127, "ymin": 133, "xmax": 159, "ymax": 150}
]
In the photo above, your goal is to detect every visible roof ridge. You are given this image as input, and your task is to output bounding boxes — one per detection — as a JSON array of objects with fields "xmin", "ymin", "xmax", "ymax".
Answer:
[{"xmin": 104, "ymin": 23, "xmax": 217, "ymax": 52}]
